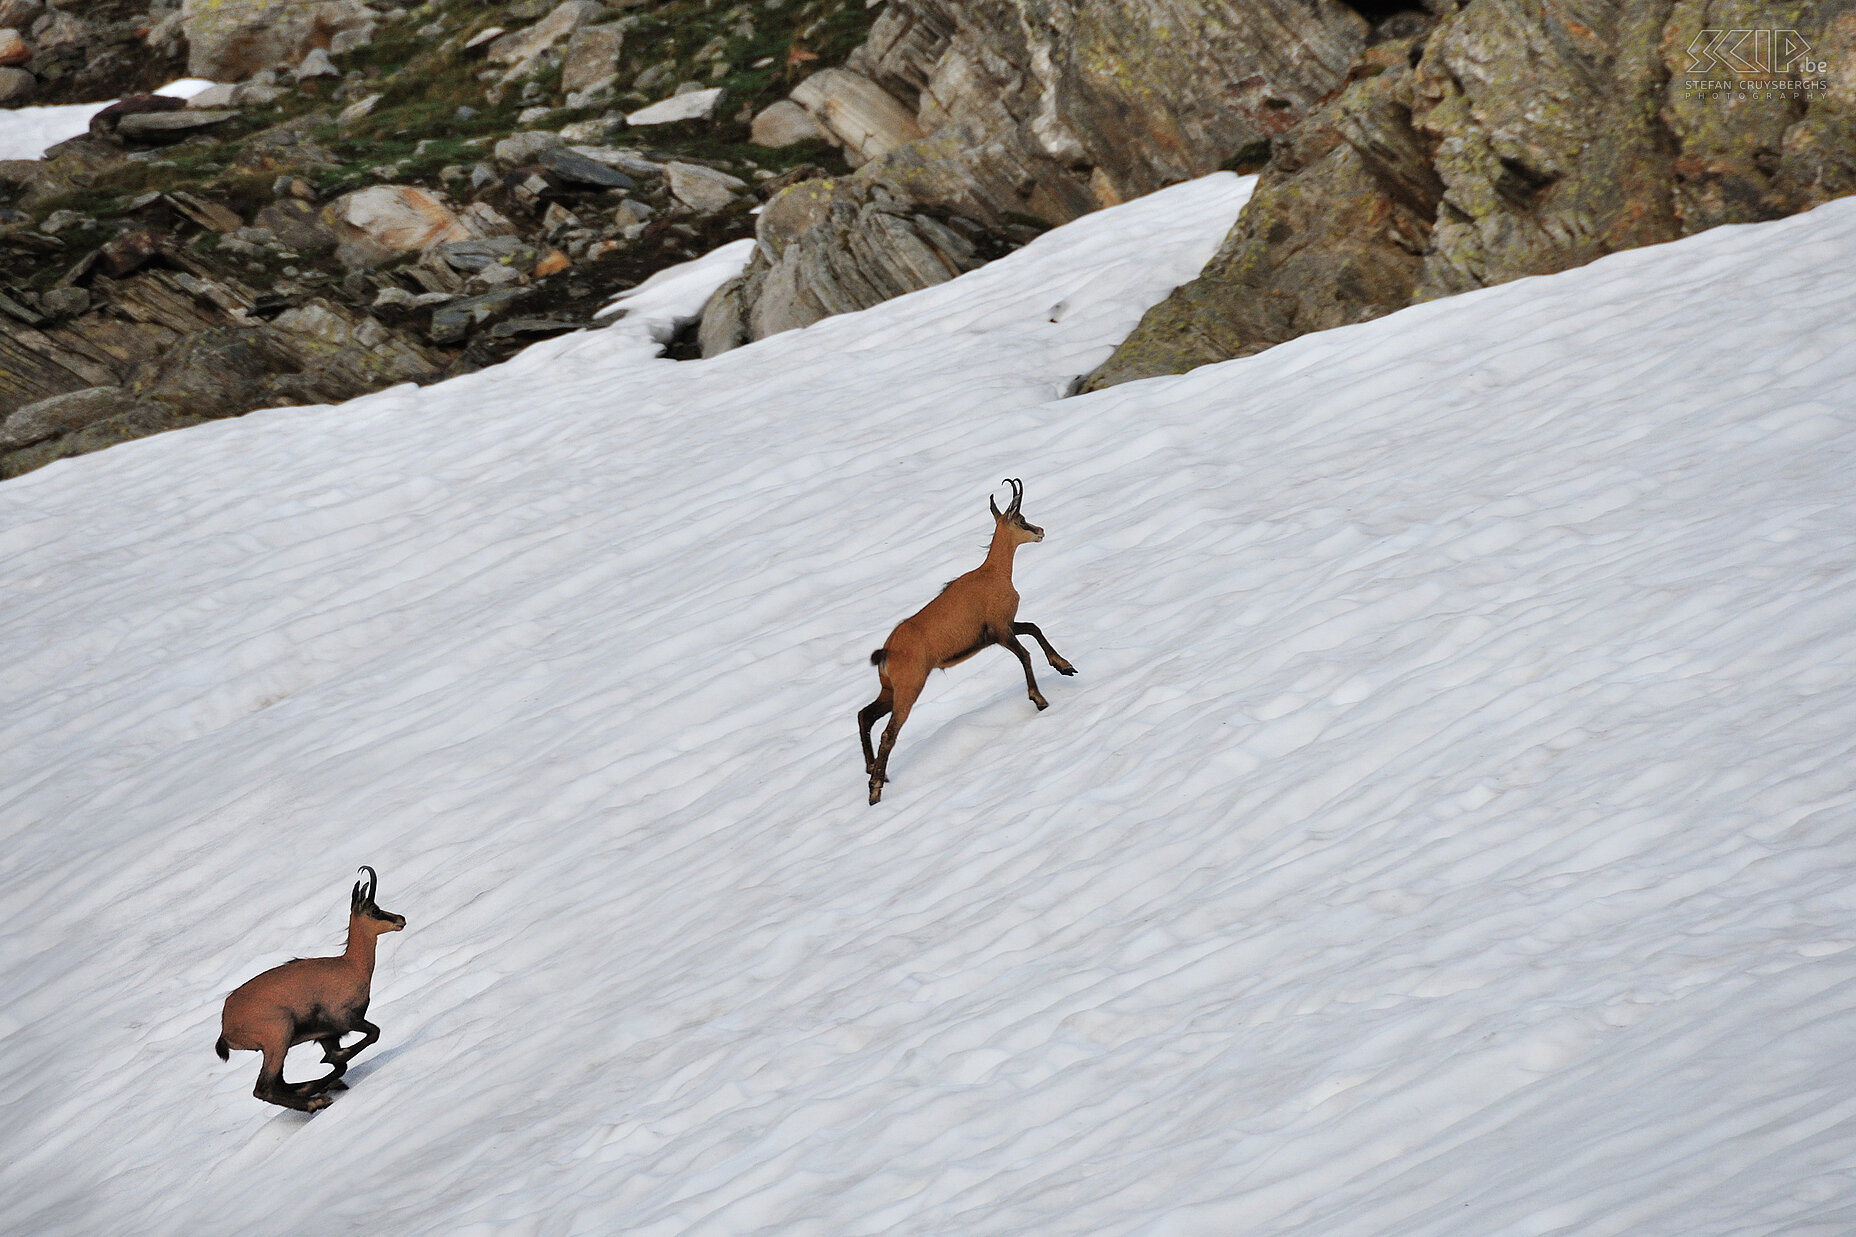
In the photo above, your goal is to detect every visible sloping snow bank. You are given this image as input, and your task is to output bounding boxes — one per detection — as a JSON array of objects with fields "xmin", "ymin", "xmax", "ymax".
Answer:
[{"xmin": 2, "ymin": 173, "xmax": 1854, "ymax": 1237}]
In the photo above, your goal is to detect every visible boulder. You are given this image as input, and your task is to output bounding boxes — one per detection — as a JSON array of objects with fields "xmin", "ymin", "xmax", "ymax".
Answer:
[
  {"xmin": 0, "ymin": 1, "xmax": 42, "ymax": 30},
  {"xmin": 116, "ymin": 110, "xmax": 240, "ymax": 141},
  {"xmin": 322, "ymin": 185, "xmax": 472, "ymax": 268},
  {"xmin": 789, "ymin": 69, "xmax": 922, "ymax": 167},
  {"xmin": 561, "ymin": 23, "xmax": 623, "ymax": 94},
  {"xmin": 0, "ymin": 27, "xmax": 27, "ymax": 68},
  {"xmin": 184, "ymin": 82, "xmax": 240, "ymax": 109},
  {"xmin": 663, "ymin": 161, "xmax": 746, "ymax": 213},
  {"xmin": 626, "ymin": 86, "xmax": 724, "ymax": 127},
  {"xmin": 295, "ymin": 47, "xmax": 338, "ymax": 79},
  {"xmin": 180, "ymin": 0, "xmax": 375, "ymax": 81},
  {"xmin": 0, "ymin": 64, "xmax": 30, "ymax": 102},
  {"xmin": 337, "ymin": 93, "xmax": 382, "ymax": 124},
  {"xmin": 26, "ymin": 6, "xmax": 83, "ymax": 48},
  {"xmin": 697, "ymin": 178, "xmax": 991, "ymax": 354},
  {"xmin": 487, "ymin": 0, "xmax": 603, "ymax": 72},
  {"xmin": 0, "ymin": 386, "xmax": 156, "ymax": 450},
  {"xmin": 750, "ymin": 100, "xmax": 824, "ymax": 148},
  {"xmin": 493, "ymin": 130, "xmax": 564, "ymax": 167},
  {"xmin": 537, "ymin": 145, "xmax": 635, "ymax": 189}
]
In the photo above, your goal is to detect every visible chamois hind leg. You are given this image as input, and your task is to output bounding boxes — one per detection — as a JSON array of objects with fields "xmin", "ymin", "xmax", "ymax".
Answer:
[
  {"xmin": 870, "ymin": 670, "xmax": 924, "ymax": 805},
  {"xmin": 859, "ymin": 686, "xmax": 894, "ymax": 775},
  {"xmin": 255, "ymin": 1036, "xmax": 331, "ymax": 1112},
  {"xmin": 998, "ymin": 631, "xmax": 1049, "ymax": 710},
  {"xmin": 1012, "ymin": 621, "xmax": 1076, "ymax": 676}
]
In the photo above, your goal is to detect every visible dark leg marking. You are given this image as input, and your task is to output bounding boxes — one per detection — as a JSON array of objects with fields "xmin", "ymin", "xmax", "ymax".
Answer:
[
  {"xmin": 999, "ymin": 632, "xmax": 1049, "ymax": 710},
  {"xmin": 1012, "ymin": 622, "xmax": 1076, "ymax": 676},
  {"xmin": 859, "ymin": 694, "xmax": 893, "ymax": 775}
]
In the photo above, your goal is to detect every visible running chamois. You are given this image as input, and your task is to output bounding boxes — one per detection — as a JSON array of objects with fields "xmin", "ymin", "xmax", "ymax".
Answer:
[
  {"xmin": 216, "ymin": 866, "xmax": 405, "ymax": 1112},
  {"xmin": 859, "ymin": 478, "xmax": 1076, "ymax": 804}
]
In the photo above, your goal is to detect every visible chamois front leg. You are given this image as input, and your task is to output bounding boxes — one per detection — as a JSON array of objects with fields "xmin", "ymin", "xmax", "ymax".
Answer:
[
  {"xmin": 322, "ymin": 1017, "xmax": 380, "ymax": 1064},
  {"xmin": 1011, "ymin": 622, "xmax": 1076, "ymax": 676},
  {"xmin": 998, "ymin": 631, "xmax": 1049, "ymax": 710}
]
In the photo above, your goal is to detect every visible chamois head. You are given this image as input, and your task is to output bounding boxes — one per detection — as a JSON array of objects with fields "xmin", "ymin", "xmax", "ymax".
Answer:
[
  {"xmin": 350, "ymin": 865, "xmax": 406, "ymax": 932},
  {"xmin": 989, "ymin": 478, "xmax": 1044, "ymax": 544}
]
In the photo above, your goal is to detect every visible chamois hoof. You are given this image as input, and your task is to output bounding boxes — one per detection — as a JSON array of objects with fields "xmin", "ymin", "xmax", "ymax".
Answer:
[
  {"xmin": 868, "ymin": 777, "xmax": 885, "ymax": 805},
  {"xmin": 327, "ymin": 1079, "xmax": 350, "ymax": 1091},
  {"xmin": 305, "ymin": 1093, "xmax": 334, "ymax": 1112},
  {"xmin": 1055, "ymin": 663, "xmax": 1077, "ymax": 676},
  {"xmin": 1031, "ymin": 693, "xmax": 1049, "ymax": 711}
]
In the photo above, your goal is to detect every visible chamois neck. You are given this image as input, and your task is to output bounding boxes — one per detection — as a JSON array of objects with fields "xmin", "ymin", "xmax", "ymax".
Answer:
[
  {"xmin": 983, "ymin": 525, "xmax": 1022, "ymax": 574},
  {"xmin": 344, "ymin": 914, "xmax": 381, "ymax": 972}
]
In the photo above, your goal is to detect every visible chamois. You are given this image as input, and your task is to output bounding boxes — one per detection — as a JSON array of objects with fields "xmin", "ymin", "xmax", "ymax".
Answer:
[
  {"xmin": 859, "ymin": 478, "xmax": 1076, "ymax": 804},
  {"xmin": 215, "ymin": 866, "xmax": 405, "ymax": 1112}
]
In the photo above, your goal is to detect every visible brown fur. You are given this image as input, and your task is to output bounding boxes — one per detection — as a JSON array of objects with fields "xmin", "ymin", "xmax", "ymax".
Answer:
[
  {"xmin": 859, "ymin": 479, "xmax": 1076, "ymax": 804},
  {"xmin": 216, "ymin": 867, "xmax": 405, "ymax": 1112}
]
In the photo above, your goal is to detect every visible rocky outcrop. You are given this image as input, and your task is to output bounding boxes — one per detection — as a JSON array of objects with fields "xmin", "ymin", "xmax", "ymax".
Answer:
[
  {"xmin": 1085, "ymin": 40, "xmax": 1446, "ymax": 386},
  {"xmin": 180, "ymin": 0, "xmax": 375, "ymax": 81},
  {"xmin": 1088, "ymin": 0, "xmax": 1856, "ymax": 388},
  {"xmin": 697, "ymin": 177, "xmax": 996, "ymax": 350},
  {"xmin": 0, "ymin": 262, "xmax": 443, "ymax": 479},
  {"xmin": 701, "ymin": 0, "xmax": 1372, "ymax": 353},
  {"xmin": 0, "ymin": 0, "xmax": 188, "ymax": 106}
]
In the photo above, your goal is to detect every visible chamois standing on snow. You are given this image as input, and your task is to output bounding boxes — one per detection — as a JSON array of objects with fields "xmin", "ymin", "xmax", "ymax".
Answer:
[
  {"xmin": 215, "ymin": 866, "xmax": 406, "ymax": 1112},
  {"xmin": 859, "ymin": 478, "xmax": 1076, "ymax": 804}
]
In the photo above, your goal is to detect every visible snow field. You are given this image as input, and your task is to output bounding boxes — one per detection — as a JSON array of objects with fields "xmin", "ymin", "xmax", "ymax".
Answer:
[{"xmin": 1, "ymin": 173, "xmax": 1854, "ymax": 1235}]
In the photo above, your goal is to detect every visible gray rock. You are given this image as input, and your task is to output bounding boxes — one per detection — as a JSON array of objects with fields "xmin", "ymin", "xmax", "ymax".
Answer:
[
  {"xmin": 626, "ymin": 86, "xmax": 723, "ymax": 126},
  {"xmin": 117, "ymin": 109, "xmax": 241, "ymax": 139},
  {"xmin": 663, "ymin": 161, "xmax": 745, "ymax": 213},
  {"xmin": 562, "ymin": 23, "xmax": 623, "ymax": 94},
  {"xmin": 789, "ymin": 69, "xmax": 922, "ymax": 167},
  {"xmin": 487, "ymin": 0, "xmax": 604, "ymax": 77},
  {"xmin": 296, "ymin": 47, "xmax": 339, "ymax": 79},
  {"xmin": 569, "ymin": 146, "xmax": 664, "ymax": 177},
  {"xmin": 329, "ymin": 21, "xmax": 376, "ymax": 55},
  {"xmin": 431, "ymin": 235, "xmax": 538, "ymax": 273},
  {"xmin": 182, "ymin": 0, "xmax": 373, "ymax": 80},
  {"xmin": 0, "ymin": 65, "xmax": 32, "ymax": 104},
  {"xmin": 0, "ymin": 386, "xmax": 147, "ymax": 449},
  {"xmin": 494, "ymin": 130, "xmax": 565, "ymax": 167},
  {"xmin": 750, "ymin": 100, "xmax": 824, "ymax": 148},
  {"xmin": 184, "ymin": 82, "xmax": 241, "ymax": 109},
  {"xmin": 39, "ymin": 286, "xmax": 89, "ymax": 319},
  {"xmin": 699, "ymin": 178, "xmax": 988, "ymax": 351},
  {"xmin": 0, "ymin": 1, "xmax": 44, "ymax": 30},
  {"xmin": 537, "ymin": 145, "xmax": 636, "ymax": 189},
  {"xmin": 429, "ymin": 286, "xmax": 531, "ymax": 343}
]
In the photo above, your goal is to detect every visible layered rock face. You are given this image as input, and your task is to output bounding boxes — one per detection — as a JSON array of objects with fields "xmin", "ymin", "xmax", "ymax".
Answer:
[
  {"xmin": 703, "ymin": 0, "xmax": 1372, "ymax": 351},
  {"xmin": 1087, "ymin": 0, "xmax": 1856, "ymax": 387},
  {"xmin": 180, "ymin": 0, "xmax": 375, "ymax": 82}
]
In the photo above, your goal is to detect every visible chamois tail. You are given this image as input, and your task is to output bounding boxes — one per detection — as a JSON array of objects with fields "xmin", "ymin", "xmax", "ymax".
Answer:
[
  {"xmin": 870, "ymin": 648, "xmax": 887, "ymax": 667},
  {"xmin": 215, "ymin": 1035, "xmax": 230, "ymax": 1061}
]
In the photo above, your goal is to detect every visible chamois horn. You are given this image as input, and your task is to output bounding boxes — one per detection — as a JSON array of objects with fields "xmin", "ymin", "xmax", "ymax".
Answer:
[
  {"xmin": 990, "ymin": 478, "xmax": 1024, "ymax": 519},
  {"xmin": 354, "ymin": 865, "xmax": 378, "ymax": 906}
]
